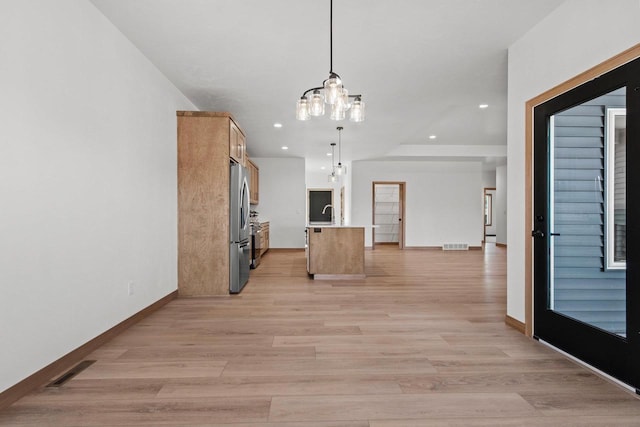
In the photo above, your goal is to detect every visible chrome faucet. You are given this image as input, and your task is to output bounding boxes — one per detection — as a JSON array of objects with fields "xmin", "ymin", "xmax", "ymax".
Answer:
[{"xmin": 321, "ymin": 204, "xmax": 333, "ymax": 214}]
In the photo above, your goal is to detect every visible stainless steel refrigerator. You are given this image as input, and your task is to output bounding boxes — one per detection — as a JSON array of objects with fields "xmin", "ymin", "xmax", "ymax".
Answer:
[{"xmin": 230, "ymin": 162, "xmax": 251, "ymax": 293}]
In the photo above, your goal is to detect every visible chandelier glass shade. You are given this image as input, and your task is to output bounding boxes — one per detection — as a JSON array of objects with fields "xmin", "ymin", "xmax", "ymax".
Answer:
[
  {"xmin": 324, "ymin": 74, "xmax": 342, "ymax": 105},
  {"xmin": 309, "ymin": 90, "xmax": 325, "ymax": 116},
  {"xmin": 295, "ymin": 98, "xmax": 310, "ymax": 121},
  {"xmin": 296, "ymin": 0, "xmax": 365, "ymax": 122},
  {"xmin": 349, "ymin": 98, "xmax": 365, "ymax": 122},
  {"xmin": 330, "ymin": 104, "xmax": 346, "ymax": 121}
]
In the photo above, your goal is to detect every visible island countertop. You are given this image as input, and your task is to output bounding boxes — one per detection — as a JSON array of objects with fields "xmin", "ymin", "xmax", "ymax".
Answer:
[{"xmin": 305, "ymin": 226, "xmax": 365, "ymax": 280}]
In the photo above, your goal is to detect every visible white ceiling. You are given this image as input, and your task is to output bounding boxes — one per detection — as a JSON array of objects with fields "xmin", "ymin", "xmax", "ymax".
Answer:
[{"xmin": 89, "ymin": 0, "xmax": 563, "ymax": 171}]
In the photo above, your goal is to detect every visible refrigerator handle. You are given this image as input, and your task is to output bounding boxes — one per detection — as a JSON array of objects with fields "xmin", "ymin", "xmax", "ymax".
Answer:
[{"xmin": 241, "ymin": 175, "xmax": 250, "ymax": 229}]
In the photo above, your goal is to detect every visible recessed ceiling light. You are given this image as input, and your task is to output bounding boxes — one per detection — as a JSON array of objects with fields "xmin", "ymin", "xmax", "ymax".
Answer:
[
  {"xmin": 273, "ymin": 123, "xmax": 283, "ymax": 128},
  {"xmin": 320, "ymin": 166, "xmax": 326, "ymax": 170},
  {"xmin": 327, "ymin": 152, "xmax": 332, "ymax": 156},
  {"xmin": 429, "ymin": 135, "xmax": 437, "ymax": 140},
  {"xmin": 479, "ymin": 104, "xmax": 489, "ymax": 109},
  {"xmin": 281, "ymin": 146, "xmax": 288, "ymax": 150}
]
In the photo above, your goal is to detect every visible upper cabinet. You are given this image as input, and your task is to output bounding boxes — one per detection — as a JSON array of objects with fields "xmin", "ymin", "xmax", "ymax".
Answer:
[
  {"xmin": 247, "ymin": 158, "xmax": 259, "ymax": 205},
  {"xmin": 229, "ymin": 120, "xmax": 246, "ymax": 166}
]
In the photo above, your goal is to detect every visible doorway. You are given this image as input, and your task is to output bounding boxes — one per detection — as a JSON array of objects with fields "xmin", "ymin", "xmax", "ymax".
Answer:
[
  {"xmin": 483, "ymin": 187, "xmax": 496, "ymax": 243},
  {"xmin": 532, "ymin": 56, "xmax": 640, "ymax": 390},
  {"xmin": 372, "ymin": 182, "xmax": 405, "ymax": 249}
]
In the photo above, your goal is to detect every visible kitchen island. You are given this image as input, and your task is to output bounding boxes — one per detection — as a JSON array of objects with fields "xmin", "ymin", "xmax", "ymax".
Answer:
[{"xmin": 306, "ymin": 226, "xmax": 365, "ymax": 279}]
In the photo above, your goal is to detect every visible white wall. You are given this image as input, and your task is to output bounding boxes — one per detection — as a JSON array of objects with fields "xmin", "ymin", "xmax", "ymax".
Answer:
[
  {"xmin": 0, "ymin": 0, "xmax": 195, "ymax": 393},
  {"xmin": 507, "ymin": 0, "xmax": 640, "ymax": 322},
  {"xmin": 495, "ymin": 165, "xmax": 507, "ymax": 245},
  {"xmin": 481, "ymin": 171, "xmax": 496, "ymax": 189},
  {"xmin": 251, "ymin": 157, "xmax": 307, "ymax": 248},
  {"xmin": 351, "ymin": 161, "xmax": 484, "ymax": 247}
]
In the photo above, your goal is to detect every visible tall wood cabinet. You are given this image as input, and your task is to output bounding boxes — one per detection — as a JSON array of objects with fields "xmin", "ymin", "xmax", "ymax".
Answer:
[{"xmin": 177, "ymin": 111, "xmax": 247, "ymax": 296}]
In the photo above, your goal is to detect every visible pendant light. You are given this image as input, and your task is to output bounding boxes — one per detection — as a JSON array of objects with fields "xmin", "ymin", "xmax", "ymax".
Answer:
[
  {"xmin": 328, "ymin": 142, "xmax": 338, "ymax": 182},
  {"xmin": 295, "ymin": 0, "xmax": 366, "ymax": 122},
  {"xmin": 335, "ymin": 126, "xmax": 347, "ymax": 175}
]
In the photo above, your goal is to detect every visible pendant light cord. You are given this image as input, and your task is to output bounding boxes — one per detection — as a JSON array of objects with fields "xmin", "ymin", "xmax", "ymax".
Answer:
[
  {"xmin": 331, "ymin": 143, "xmax": 336, "ymax": 172},
  {"xmin": 329, "ymin": 0, "xmax": 333, "ymax": 74},
  {"xmin": 338, "ymin": 127, "xmax": 342, "ymax": 164}
]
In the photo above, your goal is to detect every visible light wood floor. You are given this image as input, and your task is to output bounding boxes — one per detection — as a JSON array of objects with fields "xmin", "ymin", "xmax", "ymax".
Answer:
[{"xmin": 2, "ymin": 245, "xmax": 640, "ymax": 426}]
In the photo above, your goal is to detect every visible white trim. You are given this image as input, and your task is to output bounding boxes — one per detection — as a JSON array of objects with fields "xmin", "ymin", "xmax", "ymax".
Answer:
[
  {"xmin": 605, "ymin": 107, "xmax": 627, "ymax": 271},
  {"xmin": 549, "ymin": 116, "xmax": 555, "ymax": 310}
]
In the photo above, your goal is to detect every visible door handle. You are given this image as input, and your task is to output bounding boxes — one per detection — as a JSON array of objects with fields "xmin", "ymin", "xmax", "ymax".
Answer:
[{"xmin": 531, "ymin": 230, "xmax": 545, "ymax": 238}]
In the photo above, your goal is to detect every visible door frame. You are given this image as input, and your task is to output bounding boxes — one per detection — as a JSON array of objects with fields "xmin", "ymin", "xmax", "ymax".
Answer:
[
  {"xmin": 371, "ymin": 181, "xmax": 406, "ymax": 250},
  {"xmin": 524, "ymin": 43, "xmax": 640, "ymax": 337},
  {"xmin": 483, "ymin": 187, "xmax": 496, "ymax": 243}
]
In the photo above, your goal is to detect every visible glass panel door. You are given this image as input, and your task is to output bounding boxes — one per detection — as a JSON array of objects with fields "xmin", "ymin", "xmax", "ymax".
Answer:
[{"xmin": 533, "ymin": 57, "xmax": 640, "ymax": 391}]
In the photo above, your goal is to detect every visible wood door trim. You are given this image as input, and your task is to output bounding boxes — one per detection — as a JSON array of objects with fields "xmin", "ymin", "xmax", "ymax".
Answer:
[
  {"xmin": 372, "ymin": 181, "xmax": 406, "ymax": 249},
  {"xmin": 524, "ymin": 43, "xmax": 640, "ymax": 337},
  {"xmin": 483, "ymin": 187, "xmax": 496, "ymax": 241}
]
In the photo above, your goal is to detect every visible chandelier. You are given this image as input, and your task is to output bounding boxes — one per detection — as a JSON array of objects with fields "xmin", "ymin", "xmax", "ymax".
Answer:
[{"xmin": 296, "ymin": 0, "xmax": 365, "ymax": 122}]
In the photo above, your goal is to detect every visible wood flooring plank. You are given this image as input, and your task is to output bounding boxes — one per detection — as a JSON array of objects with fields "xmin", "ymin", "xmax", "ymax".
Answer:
[
  {"xmin": 108, "ymin": 334, "xmax": 276, "ymax": 347},
  {"xmin": 430, "ymin": 356, "xmax": 579, "ymax": 374},
  {"xmin": 117, "ymin": 345, "xmax": 316, "ymax": 361},
  {"xmin": 157, "ymin": 375, "xmax": 402, "ymax": 398},
  {"xmin": 395, "ymin": 371, "xmax": 614, "ymax": 394},
  {"xmin": 112, "ymin": 321, "xmax": 361, "ymax": 338},
  {"xmin": 314, "ymin": 345, "xmax": 508, "ymax": 360},
  {"xmin": 272, "ymin": 334, "xmax": 447, "ymax": 347},
  {"xmin": 269, "ymin": 393, "xmax": 537, "ymax": 422},
  {"xmin": 222, "ymin": 358, "xmax": 437, "ymax": 377},
  {"xmin": 74, "ymin": 360, "xmax": 227, "ymax": 380},
  {"xmin": 0, "ymin": 397, "xmax": 270, "ymax": 426},
  {"xmin": 19, "ymin": 379, "xmax": 165, "ymax": 403},
  {"xmin": 326, "ymin": 319, "xmax": 487, "ymax": 336}
]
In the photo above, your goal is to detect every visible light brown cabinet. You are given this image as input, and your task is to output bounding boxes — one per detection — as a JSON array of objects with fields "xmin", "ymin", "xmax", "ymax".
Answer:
[
  {"xmin": 260, "ymin": 222, "xmax": 269, "ymax": 256},
  {"xmin": 229, "ymin": 120, "xmax": 246, "ymax": 166},
  {"xmin": 306, "ymin": 227, "xmax": 365, "ymax": 279},
  {"xmin": 177, "ymin": 111, "xmax": 247, "ymax": 296},
  {"xmin": 247, "ymin": 158, "xmax": 259, "ymax": 205}
]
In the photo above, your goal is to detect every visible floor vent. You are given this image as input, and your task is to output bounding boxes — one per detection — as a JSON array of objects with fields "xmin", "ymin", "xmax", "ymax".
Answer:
[
  {"xmin": 46, "ymin": 360, "xmax": 96, "ymax": 387},
  {"xmin": 442, "ymin": 243, "xmax": 469, "ymax": 251}
]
